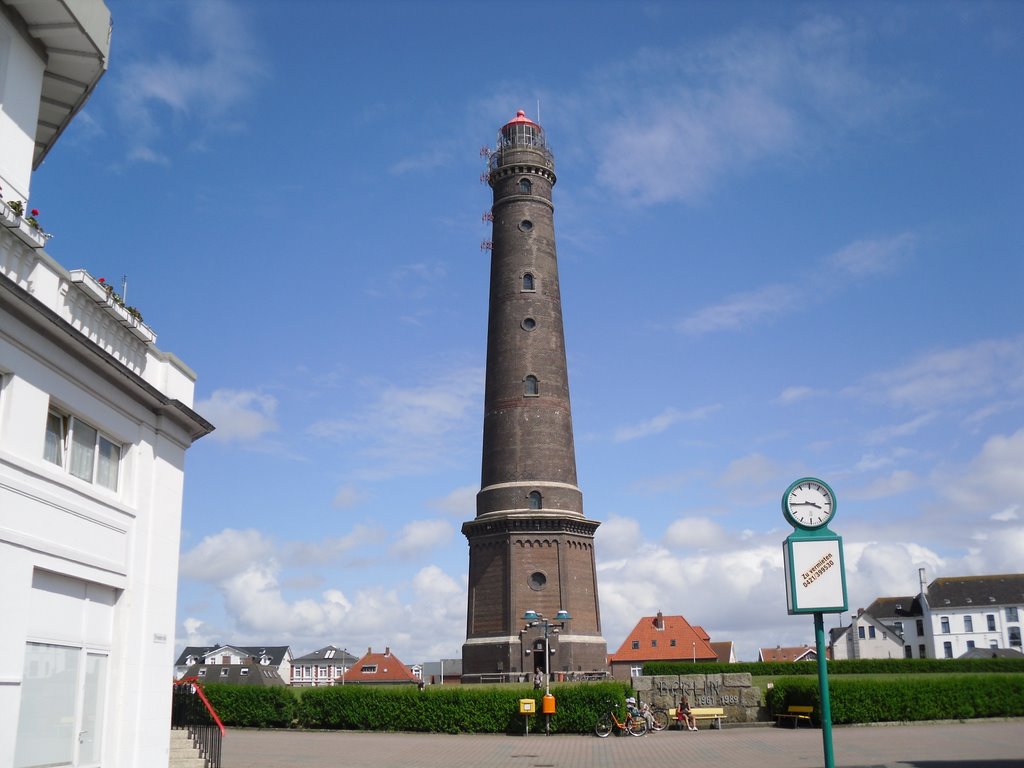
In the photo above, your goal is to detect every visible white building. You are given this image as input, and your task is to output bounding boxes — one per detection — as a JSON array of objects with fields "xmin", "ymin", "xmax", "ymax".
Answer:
[
  {"xmin": 0, "ymin": 3, "xmax": 212, "ymax": 766},
  {"xmin": 829, "ymin": 609, "xmax": 904, "ymax": 660},
  {"xmin": 865, "ymin": 570, "xmax": 1024, "ymax": 660}
]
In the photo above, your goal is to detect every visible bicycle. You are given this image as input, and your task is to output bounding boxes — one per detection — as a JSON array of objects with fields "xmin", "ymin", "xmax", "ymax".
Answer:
[
  {"xmin": 640, "ymin": 701, "xmax": 670, "ymax": 732},
  {"xmin": 594, "ymin": 701, "xmax": 648, "ymax": 737}
]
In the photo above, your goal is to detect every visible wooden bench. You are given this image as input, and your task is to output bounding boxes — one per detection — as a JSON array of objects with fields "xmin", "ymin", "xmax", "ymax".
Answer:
[
  {"xmin": 689, "ymin": 707, "xmax": 726, "ymax": 729},
  {"xmin": 776, "ymin": 705, "xmax": 814, "ymax": 728}
]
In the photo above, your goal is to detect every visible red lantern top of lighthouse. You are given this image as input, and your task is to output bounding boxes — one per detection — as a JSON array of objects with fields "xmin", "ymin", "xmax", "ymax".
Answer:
[{"xmin": 498, "ymin": 109, "xmax": 546, "ymax": 150}]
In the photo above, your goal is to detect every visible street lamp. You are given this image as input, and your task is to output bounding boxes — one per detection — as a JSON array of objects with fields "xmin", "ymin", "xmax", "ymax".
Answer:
[
  {"xmin": 522, "ymin": 609, "xmax": 571, "ymax": 695},
  {"xmin": 342, "ymin": 648, "xmax": 349, "ymax": 685}
]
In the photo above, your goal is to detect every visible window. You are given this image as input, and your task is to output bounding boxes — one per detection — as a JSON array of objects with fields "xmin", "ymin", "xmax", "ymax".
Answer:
[
  {"xmin": 904, "ymin": 645, "xmax": 912, "ymax": 658},
  {"xmin": 522, "ymin": 317, "xmax": 536, "ymax": 331},
  {"xmin": 918, "ymin": 644, "xmax": 926, "ymax": 658},
  {"xmin": 1010, "ymin": 627, "xmax": 1022, "ymax": 648},
  {"xmin": 519, "ymin": 178, "xmax": 532, "ymax": 194},
  {"xmin": 966, "ymin": 641, "xmax": 975, "ymax": 650},
  {"xmin": 869, "ymin": 626, "xmax": 876, "ymax": 639},
  {"xmin": 894, "ymin": 621, "xmax": 904, "ymax": 636},
  {"xmin": 44, "ymin": 411, "xmax": 121, "ymax": 491},
  {"xmin": 964, "ymin": 616, "xmax": 973, "ymax": 632},
  {"xmin": 631, "ymin": 641, "xmax": 639, "ymax": 650},
  {"xmin": 990, "ymin": 640, "xmax": 998, "ymax": 649},
  {"xmin": 670, "ymin": 639, "xmax": 677, "ymax": 647},
  {"xmin": 325, "ymin": 649, "xmax": 336, "ymax": 659},
  {"xmin": 858, "ymin": 626, "xmax": 865, "ymax": 639},
  {"xmin": 916, "ymin": 619, "xmax": 924, "ymax": 636},
  {"xmin": 240, "ymin": 668, "xmax": 250, "ymax": 676},
  {"xmin": 1007, "ymin": 607, "xmax": 1019, "ymax": 622},
  {"xmin": 15, "ymin": 643, "xmax": 108, "ymax": 768},
  {"xmin": 651, "ymin": 640, "xmax": 657, "ymax": 648},
  {"xmin": 987, "ymin": 614, "xmax": 997, "ymax": 631},
  {"xmin": 198, "ymin": 668, "xmax": 207, "ymax": 677},
  {"xmin": 524, "ymin": 375, "xmax": 539, "ymax": 396},
  {"xmin": 361, "ymin": 665, "xmax": 377, "ymax": 673},
  {"xmin": 943, "ymin": 642, "xmax": 953, "ymax": 659},
  {"xmin": 522, "ymin": 273, "xmax": 535, "ymax": 291},
  {"xmin": 941, "ymin": 617, "xmax": 950, "ymax": 634},
  {"xmin": 630, "ymin": 665, "xmax": 642, "ymax": 677},
  {"xmin": 220, "ymin": 667, "xmax": 229, "ymax": 677},
  {"xmin": 528, "ymin": 491, "xmax": 542, "ymax": 509}
]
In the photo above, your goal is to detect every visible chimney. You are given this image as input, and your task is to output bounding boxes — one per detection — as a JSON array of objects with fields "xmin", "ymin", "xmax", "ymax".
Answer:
[
  {"xmin": 918, "ymin": 567, "xmax": 928, "ymax": 594},
  {"xmin": 655, "ymin": 611, "xmax": 664, "ymax": 630},
  {"xmin": 367, "ymin": 646, "xmax": 372, "ymax": 655},
  {"xmin": 385, "ymin": 646, "xmax": 391, "ymax": 657}
]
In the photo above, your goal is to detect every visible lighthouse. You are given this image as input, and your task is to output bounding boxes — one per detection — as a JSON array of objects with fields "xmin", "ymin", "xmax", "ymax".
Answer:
[{"xmin": 462, "ymin": 111, "xmax": 607, "ymax": 680}]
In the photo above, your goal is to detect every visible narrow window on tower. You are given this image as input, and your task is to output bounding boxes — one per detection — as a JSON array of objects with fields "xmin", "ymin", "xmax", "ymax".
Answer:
[
  {"xmin": 522, "ymin": 272, "xmax": 535, "ymax": 291},
  {"xmin": 524, "ymin": 375, "xmax": 539, "ymax": 397},
  {"xmin": 528, "ymin": 491, "xmax": 542, "ymax": 509},
  {"xmin": 519, "ymin": 178, "xmax": 532, "ymax": 194}
]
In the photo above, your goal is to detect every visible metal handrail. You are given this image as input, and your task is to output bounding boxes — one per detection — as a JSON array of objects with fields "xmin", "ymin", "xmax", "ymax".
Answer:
[{"xmin": 172, "ymin": 677, "xmax": 224, "ymax": 768}]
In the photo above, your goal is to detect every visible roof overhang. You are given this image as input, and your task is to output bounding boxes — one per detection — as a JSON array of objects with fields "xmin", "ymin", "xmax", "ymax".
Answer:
[{"xmin": 1, "ymin": 0, "xmax": 112, "ymax": 168}]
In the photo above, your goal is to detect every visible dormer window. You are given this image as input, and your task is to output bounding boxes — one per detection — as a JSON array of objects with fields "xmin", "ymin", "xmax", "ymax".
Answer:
[{"xmin": 361, "ymin": 664, "xmax": 377, "ymax": 673}]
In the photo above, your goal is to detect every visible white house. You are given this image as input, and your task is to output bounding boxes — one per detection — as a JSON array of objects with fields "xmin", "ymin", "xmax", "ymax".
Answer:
[
  {"xmin": 291, "ymin": 645, "xmax": 358, "ymax": 687},
  {"xmin": 829, "ymin": 609, "xmax": 904, "ymax": 660},
  {"xmin": 865, "ymin": 570, "xmax": 1024, "ymax": 660},
  {"xmin": 174, "ymin": 644, "xmax": 293, "ymax": 683},
  {"xmin": 0, "ymin": 3, "xmax": 212, "ymax": 766}
]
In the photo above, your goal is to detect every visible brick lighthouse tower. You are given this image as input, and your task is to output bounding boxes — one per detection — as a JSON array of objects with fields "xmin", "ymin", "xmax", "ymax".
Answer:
[{"xmin": 462, "ymin": 111, "xmax": 607, "ymax": 680}]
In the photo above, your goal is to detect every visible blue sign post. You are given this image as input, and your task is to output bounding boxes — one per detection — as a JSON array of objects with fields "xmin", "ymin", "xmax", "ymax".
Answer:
[{"xmin": 781, "ymin": 478, "xmax": 848, "ymax": 768}]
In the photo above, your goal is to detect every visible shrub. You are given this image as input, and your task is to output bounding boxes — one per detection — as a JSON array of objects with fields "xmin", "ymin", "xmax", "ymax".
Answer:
[
  {"xmin": 765, "ymin": 674, "xmax": 1024, "ymax": 724},
  {"xmin": 645, "ymin": 657, "xmax": 1024, "ymax": 677},
  {"xmin": 201, "ymin": 683, "xmax": 295, "ymax": 728}
]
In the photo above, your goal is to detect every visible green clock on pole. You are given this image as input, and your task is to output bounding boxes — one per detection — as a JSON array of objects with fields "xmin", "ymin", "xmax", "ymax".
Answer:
[{"xmin": 782, "ymin": 477, "xmax": 847, "ymax": 615}]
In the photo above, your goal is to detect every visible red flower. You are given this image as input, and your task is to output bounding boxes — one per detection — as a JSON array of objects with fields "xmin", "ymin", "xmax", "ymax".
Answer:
[
  {"xmin": 98, "ymin": 278, "xmax": 106, "ymax": 284},
  {"xmin": 31, "ymin": 209, "xmax": 39, "ymax": 216}
]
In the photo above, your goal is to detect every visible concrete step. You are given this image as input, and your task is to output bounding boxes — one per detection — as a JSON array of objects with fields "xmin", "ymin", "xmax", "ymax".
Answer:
[{"xmin": 169, "ymin": 729, "xmax": 207, "ymax": 768}]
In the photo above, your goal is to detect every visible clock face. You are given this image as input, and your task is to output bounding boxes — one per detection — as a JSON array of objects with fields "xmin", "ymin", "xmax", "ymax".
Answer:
[{"xmin": 784, "ymin": 478, "xmax": 836, "ymax": 529}]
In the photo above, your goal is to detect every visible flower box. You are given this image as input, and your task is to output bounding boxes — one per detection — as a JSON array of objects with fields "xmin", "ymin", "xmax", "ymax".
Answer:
[
  {"xmin": 12, "ymin": 218, "xmax": 47, "ymax": 249},
  {"xmin": 127, "ymin": 318, "xmax": 156, "ymax": 343},
  {"xmin": 69, "ymin": 270, "xmax": 112, "ymax": 303},
  {"xmin": 1, "ymin": 202, "xmax": 18, "ymax": 228}
]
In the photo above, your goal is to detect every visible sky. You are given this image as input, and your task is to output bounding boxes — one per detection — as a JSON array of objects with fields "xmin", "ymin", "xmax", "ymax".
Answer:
[{"xmin": 29, "ymin": 0, "xmax": 1024, "ymax": 665}]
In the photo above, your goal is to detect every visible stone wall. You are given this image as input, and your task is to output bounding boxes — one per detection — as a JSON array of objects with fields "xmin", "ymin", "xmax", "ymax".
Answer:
[{"xmin": 631, "ymin": 674, "xmax": 765, "ymax": 723}]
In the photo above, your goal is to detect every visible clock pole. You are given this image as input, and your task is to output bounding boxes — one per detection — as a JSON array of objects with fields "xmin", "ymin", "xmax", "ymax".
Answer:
[{"xmin": 781, "ymin": 477, "xmax": 847, "ymax": 768}]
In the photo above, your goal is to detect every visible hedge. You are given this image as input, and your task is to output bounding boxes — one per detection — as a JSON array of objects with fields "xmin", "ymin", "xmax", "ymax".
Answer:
[
  {"xmin": 202, "ymin": 681, "xmax": 630, "ymax": 733},
  {"xmin": 201, "ymin": 683, "xmax": 295, "ymax": 728},
  {"xmin": 766, "ymin": 674, "xmax": 1024, "ymax": 724},
  {"xmin": 645, "ymin": 657, "xmax": 1024, "ymax": 677}
]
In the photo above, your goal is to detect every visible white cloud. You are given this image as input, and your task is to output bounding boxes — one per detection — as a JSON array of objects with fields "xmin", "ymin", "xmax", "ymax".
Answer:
[
  {"xmin": 429, "ymin": 485, "xmax": 478, "ymax": 517},
  {"xmin": 846, "ymin": 336, "xmax": 1024, "ymax": 412},
  {"xmin": 992, "ymin": 505, "xmax": 1019, "ymax": 522},
  {"xmin": 332, "ymin": 485, "xmax": 367, "ymax": 509},
  {"xmin": 586, "ymin": 17, "xmax": 909, "ymax": 206},
  {"xmin": 849, "ymin": 470, "xmax": 918, "ymax": 500},
  {"xmin": 663, "ymin": 516, "xmax": 727, "ymax": 550},
  {"xmin": 307, "ymin": 367, "xmax": 483, "ymax": 479},
  {"xmin": 613, "ymin": 405, "xmax": 719, "ymax": 442},
  {"xmin": 827, "ymin": 233, "xmax": 916, "ymax": 277},
  {"xmin": 115, "ymin": 0, "xmax": 262, "ymax": 161},
  {"xmin": 676, "ymin": 284, "xmax": 797, "ymax": 336},
  {"xmin": 180, "ymin": 529, "xmax": 277, "ymax": 582},
  {"xmin": 777, "ymin": 386, "xmax": 818, "ymax": 405},
  {"xmin": 391, "ymin": 520, "xmax": 455, "ymax": 558},
  {"xmin": 195, "ymin": 389, "xmax": 278, "ymax": 443}
]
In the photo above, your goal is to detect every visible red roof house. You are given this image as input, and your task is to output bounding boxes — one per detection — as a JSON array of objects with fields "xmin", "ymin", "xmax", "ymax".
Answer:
[
  {"xmin": 758, "ymin": 644, "xmax": 817, "ymax": 663},
  {"xmin": 342, "ymin": 646, "xmax": 419, "ymax": 685},
  {"xmin": 608, "ymin": 611, "xmax": 718, "ymax": 680}
]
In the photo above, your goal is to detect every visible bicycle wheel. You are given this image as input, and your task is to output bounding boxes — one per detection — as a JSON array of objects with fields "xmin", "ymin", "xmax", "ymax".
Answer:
[
  {"xmin": 627, "ymin": 716, "xmax": 648, "ymax": 736},
  {"xmin": 651, "ymin": 709, "xmax": 670, "ymax": 731},
  {"xmin": 594, "ymin": 713, "xmax": 613, "ymax": 738}
]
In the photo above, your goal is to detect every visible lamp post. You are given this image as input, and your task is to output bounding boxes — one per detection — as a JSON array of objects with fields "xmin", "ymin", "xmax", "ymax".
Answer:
[
  {"xmin": 341, "ymin": 648, "xmax": 349, "ymax": 686},
  {"xmin": 522, "ymin": 609, "xmax": 571, "ymax": 695}
]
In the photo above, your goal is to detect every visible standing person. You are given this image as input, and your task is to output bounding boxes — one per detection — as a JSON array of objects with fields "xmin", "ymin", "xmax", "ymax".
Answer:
[
  {"xmin": 677, "ymin": 693, "xmax": 697, "ymax": 731},
  {"xmin": 533, "ymin": 669, "xmax": 543, "ymax": 690}
]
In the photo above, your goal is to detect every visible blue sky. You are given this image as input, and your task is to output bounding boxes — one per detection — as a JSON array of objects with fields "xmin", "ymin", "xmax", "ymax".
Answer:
[{"xmin": 31, "ymin": 1, "xmax": 1023, "ymax": 663}]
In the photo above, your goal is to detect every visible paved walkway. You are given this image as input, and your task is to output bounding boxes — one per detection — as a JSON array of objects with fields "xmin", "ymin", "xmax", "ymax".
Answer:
[{"xmin": 222, "ymin": 720, "xmax": 1024, "ymax": 768}]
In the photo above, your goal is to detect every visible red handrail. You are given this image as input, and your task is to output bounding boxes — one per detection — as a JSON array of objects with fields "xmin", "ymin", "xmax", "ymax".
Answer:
[{"xmin": 174, "ymin": 677, "xmax": 226, "ymax": 736}]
